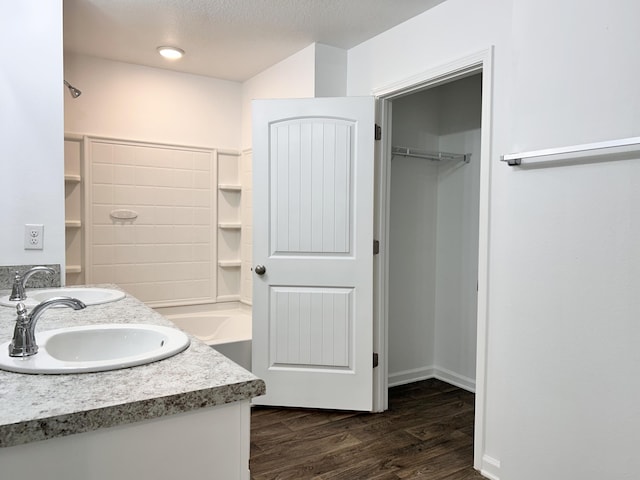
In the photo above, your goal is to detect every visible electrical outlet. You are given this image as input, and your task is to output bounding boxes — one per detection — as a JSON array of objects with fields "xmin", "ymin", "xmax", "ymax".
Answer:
[{"xmin": 24, "ymin": 224, "xmax": 44, "ymax": 250}]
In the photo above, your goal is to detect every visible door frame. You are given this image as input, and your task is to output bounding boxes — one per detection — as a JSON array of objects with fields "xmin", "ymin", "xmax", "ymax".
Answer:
[{"xmin": 372, "ymin": 47, "xmax": 494, "ymax": 471}]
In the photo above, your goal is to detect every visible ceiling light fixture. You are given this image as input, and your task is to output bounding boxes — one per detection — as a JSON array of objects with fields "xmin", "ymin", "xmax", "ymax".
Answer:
[{"xmin": 157, "ymin": 46, "xmax": 185, "ymax": 60}]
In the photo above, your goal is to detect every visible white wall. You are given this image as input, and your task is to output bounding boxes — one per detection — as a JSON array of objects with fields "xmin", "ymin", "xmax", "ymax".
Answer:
[
  {"xmin": 314, "ymin": 44, "xmax": 347, "ymax": 97},
  {"xmin": 388, "ymin": 88, "xmax": 439, "ymax": 382},
  {"xmin": 349, "ymin": 0, "xmax": 640, "ymax": 478},
  {"xmin": 435, "ymin": 128, "xmax": 480, "ymax": 386},
  {"xmin": 388, "ymin": 156, "xmax": 439, "ymax": 381},
  {"xmin": 240, "ymin": 42, "xmax": 348, "ymax": 148},
  {"xmin": 64, "ymin": 54, "xmax": 242, "ymax": 149},
  {"xmin": 241, "ymin": 44, "xmax": 316, "ymax": 149},
  {"xmin": 434, "ymin": 76, "xmax": 481, "ymax": 387},
  {"xmin": 0, "ymin": 1, "xmax": 65, "ymax": 270}
]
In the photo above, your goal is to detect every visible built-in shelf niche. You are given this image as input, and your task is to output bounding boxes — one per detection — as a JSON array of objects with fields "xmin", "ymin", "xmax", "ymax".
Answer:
[
  {"xmin": 64, "ymin": 135, "xmax": 84, "ymax": 286},
  {"xmin": 217, "ymin": 151, "xmax": 242, "ymax": 301}
]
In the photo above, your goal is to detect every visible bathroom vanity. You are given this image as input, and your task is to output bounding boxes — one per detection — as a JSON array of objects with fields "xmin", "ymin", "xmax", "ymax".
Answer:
[{"xmin": 0, "ymin": 286, "xmax": 265, "ymax": 480}]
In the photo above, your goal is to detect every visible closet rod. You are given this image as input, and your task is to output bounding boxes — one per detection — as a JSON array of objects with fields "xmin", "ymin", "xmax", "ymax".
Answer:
[
  {"xmin": 392, "ymin": 146, "xmax": 470, "ymax": 163},
  {"xmin": 501, "ymin": 136, "xmax": 640, "ymax": 166}
]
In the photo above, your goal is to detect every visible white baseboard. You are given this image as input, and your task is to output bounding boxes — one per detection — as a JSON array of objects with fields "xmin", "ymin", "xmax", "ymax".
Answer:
[
  {"xmin": 388, "ymin": 366, "xmax": 435, "ymax": 387},
  {"xmin": 388, "ymin": 365, "xmax": 476, "ymax": 393},
  {"xmin": 480, "ymin": 455, "xmax": 501, "ymax": 480},
  {"xmin": 434, "ymin": 366, "xmax": 476, "ymax": 393}
]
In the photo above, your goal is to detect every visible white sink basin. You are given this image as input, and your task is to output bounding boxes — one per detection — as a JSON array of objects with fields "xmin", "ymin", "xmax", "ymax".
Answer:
[
  {"xmin": 0, "ymin": 324, "xmax": 190, "ymax": 374},
  {"xmin": 0, "ymin": 287, "xmax": 125, "ymax": 308}
]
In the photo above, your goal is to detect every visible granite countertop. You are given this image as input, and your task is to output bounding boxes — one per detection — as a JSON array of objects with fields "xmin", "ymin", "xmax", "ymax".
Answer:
[{"xmin": 0, "ymin": 285, "xmax": 265, "ymax": 448}]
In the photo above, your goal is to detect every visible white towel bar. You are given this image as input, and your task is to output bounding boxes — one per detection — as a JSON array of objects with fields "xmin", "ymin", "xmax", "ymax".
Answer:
[{"xmin": 501, "ymin": 136, "xmax": 640, "ymax": 166}]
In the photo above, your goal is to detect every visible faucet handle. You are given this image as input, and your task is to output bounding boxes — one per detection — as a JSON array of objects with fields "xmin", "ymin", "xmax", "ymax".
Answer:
[
  {"xmin": 15, "ymin": 302, "xmax": 28, "ymax": 318},
  {"xmin": 9, "ymin": 271, "xmax": 25, "ymax": 301},
  {"xmin": 9, "ymin": 302, "xmax": 37, "ymax": 357}
]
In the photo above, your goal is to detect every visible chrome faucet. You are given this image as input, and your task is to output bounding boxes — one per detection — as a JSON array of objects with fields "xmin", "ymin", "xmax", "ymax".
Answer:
[
  {"xmin": 9, "ymin": 266, "xmax": 57, "ymax": 301},
  {"xmin": 9, "ymin": 297, "xmax": 86, "ymax": 357}
]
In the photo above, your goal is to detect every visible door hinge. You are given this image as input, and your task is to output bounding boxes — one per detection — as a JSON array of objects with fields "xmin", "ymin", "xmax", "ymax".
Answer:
[
  {"xmin": 373, "ymin": 240, "xmax": 380, "ymax": 255},
  {"xmin": 373, "ymin": 353, "xmax": 379, "ymax": 368},
  {"xmin": 375, "ymin": 124, "xmax": 382, "ymax": 141}
]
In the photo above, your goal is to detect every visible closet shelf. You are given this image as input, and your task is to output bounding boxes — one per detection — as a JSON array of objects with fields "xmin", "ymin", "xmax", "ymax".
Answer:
[
  {"xmin": 218, "ymin": 184, "xmax": 242, "ymax": 191},
  {"xmin": 392, "ymin": 146, "xmax": 470, "ymax": 163}
]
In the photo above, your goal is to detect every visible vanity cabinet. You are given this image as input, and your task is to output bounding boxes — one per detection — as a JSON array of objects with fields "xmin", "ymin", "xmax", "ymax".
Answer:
[
  {"xmin": 0, "ymin": 289, "xmax": 264, "ymax": 479},
  {"xmin": 0, "ymin": 400, "xmax": 252, "ymax": 480}
]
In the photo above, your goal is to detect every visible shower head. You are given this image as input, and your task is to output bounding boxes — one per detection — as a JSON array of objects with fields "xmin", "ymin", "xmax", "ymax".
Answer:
[{"xmin": 64, "ymin": 80, "xmax": 82, "ymax": 98}]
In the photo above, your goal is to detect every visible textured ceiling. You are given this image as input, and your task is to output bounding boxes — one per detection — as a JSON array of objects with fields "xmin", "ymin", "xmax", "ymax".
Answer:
[{"xmin": 63, "ymin": 0, "xmax": 446, "ymax": 82}]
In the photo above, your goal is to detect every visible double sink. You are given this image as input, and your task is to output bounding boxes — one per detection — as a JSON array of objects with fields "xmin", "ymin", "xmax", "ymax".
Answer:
[{"xmin": 0, "ymin": 287, "xmax": 190, "ymax": 375}]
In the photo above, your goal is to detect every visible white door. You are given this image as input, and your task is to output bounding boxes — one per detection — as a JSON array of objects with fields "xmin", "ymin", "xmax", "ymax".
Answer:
[{"xmin": 252, "ymin": 97, "xmax": 375, "ymax": 411}]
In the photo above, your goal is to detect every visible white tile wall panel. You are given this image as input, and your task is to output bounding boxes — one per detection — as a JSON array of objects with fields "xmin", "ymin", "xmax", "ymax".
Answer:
[
  {"xmin": 193, "ymin": 154, "xmax": 212, "ymax": 172},
  {"xmin": 113, "ymin": 225, "xmax": 136, "ymax": 245},
  {"xmin": 92, "ymin": 245, "xmax": 114, "ymax": 265},
  {"xmin": 112, "ymin": 186, "xmax": 138, "ymax": 205},
  {"xmin": 92, "ymin": 163, "xmax": 114, "ymax": 183},
  {"xmin": 193, "ymin": 244, "xmax": 212, "ymax": 261},
  {"xmin": 112, "ymin": 245, "xmax": 137, "ymax": 264},
  {"xmin": 193, "ymin": 208, "xmax": 211, "ymax": 225},
  {"xmin": 92, "ymin": 225, "xmax": 114, "ymax": 245},
  {"xmin": 193, "ymin": 190, "xmax": 211, "ymax": 208},
  {"xmin": 112, "ymin": 145, "xmax": 135, "ymax": 165},
  {"xmin": 86, "ymin": 138, "xmax": 218, "ymax": 306},
  {"xmin": 91, "ymin": 265, "xmax": 114, "ymax": 284},
  {"xmin": 92, "ymin": 186, "xmax": 113, "ymax": 205},
  {"xmin": 113, "ymin": 165, "xmax": 135, "ymax": 184},
  {"xmin": 194, "ymin": 173, "xmax": 211, "ymax": 189},
  {"xmin": 91, "ymin": 142, "xmax": 114, "ymax": 164},
  {"xmin": 135, "ymin": 147, "xmax": 171, "ymax": 167}
]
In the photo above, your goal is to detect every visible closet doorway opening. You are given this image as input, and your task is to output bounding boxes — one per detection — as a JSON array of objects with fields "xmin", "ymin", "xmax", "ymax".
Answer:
[
  {"xmin": 388, "ymin": 72, "xmax": 481, "ymax": 390},
  {"xmin": 373, "ymin": 49, "xmax": 493, "ymax": 471}
]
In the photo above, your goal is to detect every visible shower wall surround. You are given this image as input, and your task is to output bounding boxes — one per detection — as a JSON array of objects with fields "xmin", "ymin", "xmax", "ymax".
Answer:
[{"xmin": 80, "ymin": 136, "xmax": 242, "ymax": 308}]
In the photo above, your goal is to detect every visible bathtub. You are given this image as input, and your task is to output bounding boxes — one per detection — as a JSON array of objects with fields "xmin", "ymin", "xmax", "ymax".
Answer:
[{"xmin": 165, "ymin": 308, "xmax": 252, "ymax": 371}]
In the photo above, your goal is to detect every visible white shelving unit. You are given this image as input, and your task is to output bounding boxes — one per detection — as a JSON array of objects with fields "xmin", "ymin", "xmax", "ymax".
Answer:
[
  {"xmin": 64, "ymin": 135, "xmax": 84, "ymax": 286},
  {"xmin": 217, "ymin": 152, "xmax": 242, "ymax": 301}
]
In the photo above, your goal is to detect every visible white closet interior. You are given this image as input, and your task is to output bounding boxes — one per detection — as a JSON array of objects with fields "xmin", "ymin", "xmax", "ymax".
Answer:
[{"xmin": 388, "ymin": 73, "xmax": 482, "ymax": 391}]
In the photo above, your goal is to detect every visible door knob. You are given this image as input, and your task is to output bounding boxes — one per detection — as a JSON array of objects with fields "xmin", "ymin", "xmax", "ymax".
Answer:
[{"xmin": 254, "ymin": 264, "xmax": 266, "ymax": 275}]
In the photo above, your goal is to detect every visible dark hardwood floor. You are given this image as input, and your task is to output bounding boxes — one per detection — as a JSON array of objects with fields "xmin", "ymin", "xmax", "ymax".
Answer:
[{"xmin": 250, "ymin": 379, "xmax": 485, "ymax": 479}]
